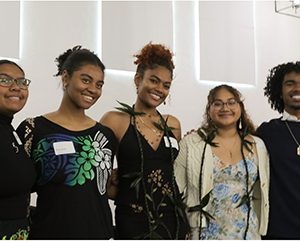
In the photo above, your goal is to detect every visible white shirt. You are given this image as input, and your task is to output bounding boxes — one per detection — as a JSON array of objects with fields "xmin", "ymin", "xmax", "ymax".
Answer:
[{"xmin": 282, "ymin": 110, "xmax": 300, "ymax": 122}]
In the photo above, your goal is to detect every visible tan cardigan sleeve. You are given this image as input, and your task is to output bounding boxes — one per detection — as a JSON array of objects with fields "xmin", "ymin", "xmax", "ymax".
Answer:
[{"xmin": 174, "ymin": 136, "xmax": 188, "ymax": 194}]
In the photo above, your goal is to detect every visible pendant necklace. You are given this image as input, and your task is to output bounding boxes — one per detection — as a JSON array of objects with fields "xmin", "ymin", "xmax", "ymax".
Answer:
[
  {"xmin": 217, "ymin": 135, "xmax": 238, "ymax": 159},
  {"xmin": 137, "ymin": 115, "xmax": 162, "ymax": 137},
  {"xmin": 285, "ymin": 121, "xmax": 300, "ymax": 156},
  {"xmin": 0, "ymin": 122, "xmax": 20, "ymax": 153}
]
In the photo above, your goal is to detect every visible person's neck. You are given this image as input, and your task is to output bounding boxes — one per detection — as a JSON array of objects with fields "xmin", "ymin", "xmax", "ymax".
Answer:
[
  {"xmin": 57, "ymin": 104, "xmax": 86, "ymax": 122},
  {"xmin": 285, "ymin": 109, "xmax": 300, "ymax": 120},
  {"xmin": 216, "ymin": 127, "xmax": 239, "ymax": 139},
  {"xmin": 134, "ymin": 101, "xmax": 158, "ymax": 116}
]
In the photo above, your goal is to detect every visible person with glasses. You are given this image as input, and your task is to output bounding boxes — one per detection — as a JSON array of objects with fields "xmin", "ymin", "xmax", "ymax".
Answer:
[
  {"xmin": 16, "ymin": 46, "xmax": 116, "ymax": 239},
  {"xmin": 174, "ymin": 84, "xmax": 269, "ymax": 239},
  {"xmin": 257, "ymin": 61, "xmax": 300, "ymax": 239},
  {"xmin": 0, "ymin": 60, "xmax": 36, "ymax": 239}
]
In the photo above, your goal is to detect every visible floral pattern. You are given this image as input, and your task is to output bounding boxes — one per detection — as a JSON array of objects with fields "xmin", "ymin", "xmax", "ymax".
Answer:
[
  {"xmin": 2, "ymin": 227, "xmax": 29, "ymax": 240},
  {"xmin": 130, "ymin": 169, "xmax": 175, "ymax": 239},
  {"xmin": 32, "ymin": 131, "xmax": 112, "ymax": 195},
  {"xmin": 202, "ymin": 152, "xmax": 260, "ymax": 240}
]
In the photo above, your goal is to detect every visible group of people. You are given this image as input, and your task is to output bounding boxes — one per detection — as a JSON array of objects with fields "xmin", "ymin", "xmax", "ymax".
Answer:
[{"xmin": 0, "ymin": 42, "xmax": 299, "ymax": 240}]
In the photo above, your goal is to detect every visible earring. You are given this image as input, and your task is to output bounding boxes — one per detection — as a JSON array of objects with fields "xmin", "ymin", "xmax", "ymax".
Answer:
[
  {"xmin": 168, "ymin": 94, "xmax": 171, "ymax": 105},
  {"xmin": 136, "ymin": 87, "xmax": 138, "ymax": 94},
  {"xmin": 164, "ymin": 100, "xmax": 166, "ymax": 105},
  {"xmin": 239, "ymin": 118, "xmax": 242, "ymax": 130},
  {"xmin": 63, "ymin": 84, "xmax": 66, "ymax": 91}
]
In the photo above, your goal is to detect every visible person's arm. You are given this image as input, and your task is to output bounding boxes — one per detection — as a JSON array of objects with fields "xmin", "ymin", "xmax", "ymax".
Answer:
[
  {"xmin": 174, "ymin": 137, "xmax": 188, "ymax": 194},
  {"xmin": 100, "ymin": 111, "xmax": 130, "ymax": 200},
  {"xmin": 107, "ymin": 167, "xmax": 119, "ymax": 200}
]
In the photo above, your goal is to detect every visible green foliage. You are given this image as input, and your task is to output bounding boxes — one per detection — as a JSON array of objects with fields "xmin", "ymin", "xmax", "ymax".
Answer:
[
  {"xmin": 152, "ymin": 115, "xmax": 178, "ymax": 133},
  {"xmin": 115, "ymin": 101, "xmax": 146, "ymax": 116},
  {"xmin": 188, "ymin": 190, "xmax": 215, "ymax": 225},
  {"xmin": 197, "ymin": 128, "xmax": 218, "ymax": 147},
  {"xmin": 123, "ymin": 172, "xmax": 143, "ymax": 199}
]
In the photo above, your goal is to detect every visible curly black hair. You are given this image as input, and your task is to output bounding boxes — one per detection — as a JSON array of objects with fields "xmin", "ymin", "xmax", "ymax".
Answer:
[
  {"xmin": 134, "ymin": 42, "xmax": 174, "ymax": 79},
  {"xmin": 264, "ymin": 61, "xmax": 300, "ymax": 114}
]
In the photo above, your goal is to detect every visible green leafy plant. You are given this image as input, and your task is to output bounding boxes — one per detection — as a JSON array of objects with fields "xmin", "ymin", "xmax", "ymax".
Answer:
[{"xmin": 115, "ymin": 101, "xmax": 184, "ymax": 239}]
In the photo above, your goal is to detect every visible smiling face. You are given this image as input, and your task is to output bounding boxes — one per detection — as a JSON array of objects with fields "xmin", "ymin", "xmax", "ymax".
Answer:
[
  {"xmin": 209, "ymin": 88, "xmax": 241, "ymax": 129},
  {"xmin": 282, "ymin": 71, "xmax": 300, "ymax": 116},
  {"xmin": 135, "ymin": 65, "xmax": 172, "ymax": 108},
  {"xmin": 0, "ymin": 64, "xmax": 28, "ymax": 117},
  {"xmin": 62, "ymin": 64, "xmax": 104, "ymax": 110}
]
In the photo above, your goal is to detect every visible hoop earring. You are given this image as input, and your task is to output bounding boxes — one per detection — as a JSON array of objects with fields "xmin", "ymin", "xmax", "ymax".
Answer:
[
  {"xmin": 164, "ymin": 100, "xmax": 166, "ymax": 105},
  {"xmin": 63, "ymin": 84, "xmax": 66, "ymax": 91},
  {"xmin": 136, "ymin": 87, "xmax": 138, "ymax": 95}
]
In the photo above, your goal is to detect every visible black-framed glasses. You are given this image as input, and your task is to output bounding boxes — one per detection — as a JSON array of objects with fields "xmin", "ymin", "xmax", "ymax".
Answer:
[
  {"xmin": 210, "ymin": 99, "xmax": 239, "ymax": 111},
  {"xmin": 0, "ymin": 74, "xmax": 31, "ymax": 90}
]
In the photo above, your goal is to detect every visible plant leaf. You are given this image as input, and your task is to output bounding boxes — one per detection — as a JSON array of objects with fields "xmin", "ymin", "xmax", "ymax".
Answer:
[
  {"xmin": 151, "ymin": 231, "xmax": 163, "ymax": 240},
  {"xmin": 200, "ymin": 190, "xmax": 212, "ymax": 208},
  {"xmin": 146, "ymin": 194, "xmax": 153, "ymax": 202},
  {"xmin": 123, "ymin": 171, "xmax": 142, "ymax": 178},
  {"xmin": 123, "ymin": 172, "xmax": 142, "ymax": 199},
  {"xmin": 115, "ymin": 101, "xmax": 146, "ymax": 116},
  {"xmin": 197, "ymin": 129, "xmax": 218, "ymax": 147},
  {"xmin": 188, "ymin": 204, "xmax": 202, "ymax": 212}
]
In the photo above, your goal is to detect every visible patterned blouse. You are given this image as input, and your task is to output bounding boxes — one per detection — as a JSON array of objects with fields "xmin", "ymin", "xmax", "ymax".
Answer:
[{"xmin": 201, "ymin": 151, "xmax": 260, "ymax": 240}]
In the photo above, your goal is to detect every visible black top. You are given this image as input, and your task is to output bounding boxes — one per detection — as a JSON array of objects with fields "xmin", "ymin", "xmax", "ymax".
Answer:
[
  {"xmin": 0, "ymin": 113, "xmax": 36, "ymax": 220},
  {"xmin": 116, "ymin": 122, "xmax": 180, "ymax": 211},
  {"xmin": 17, "ymin": 116, "xmax": 116, "ymax": 239},
  {"xmin": 257, "ymin": 118, "xmax": 300, "ymax": 239}
]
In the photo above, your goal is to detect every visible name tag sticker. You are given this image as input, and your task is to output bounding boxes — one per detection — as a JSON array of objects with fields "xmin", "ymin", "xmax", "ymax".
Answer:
[
  {"xmin": 53, "ymin": 141, "xmax": 75, "ymax": 155},
  {"xmin": 13, "ymin": 131, "xmax": 22, "ymax": 145},
  {"xmin": 164, "ymin": 136, "xmax": 179, "ymax": 150}
]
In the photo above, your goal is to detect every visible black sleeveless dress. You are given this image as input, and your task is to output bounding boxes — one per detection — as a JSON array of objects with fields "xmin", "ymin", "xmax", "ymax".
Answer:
[{"xmin": 115, "ymin": 120, "xmax": 190, "ymax": 239}]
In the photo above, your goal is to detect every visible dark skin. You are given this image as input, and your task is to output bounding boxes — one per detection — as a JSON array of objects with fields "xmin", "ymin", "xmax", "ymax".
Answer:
[
  {"xmin": 100, "ymin": 66, "xmax": 181, "ymax": 199},
  {"xmin": 281, "ymin": 71, "xmax": 300, "ymax": 119}
]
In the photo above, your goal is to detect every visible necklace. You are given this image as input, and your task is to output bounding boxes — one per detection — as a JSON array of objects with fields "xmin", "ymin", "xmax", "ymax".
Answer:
[
  {"xmin": 137, "ymin": 115, "xmax": 162, "ymax": 137},
  {"xmin": 0, "ymin": 122, "xmax": 19, "ymax": 153},
  {"xmin": 217, "ymin": 135, "xmax": 238, "ymax": 159},
  {"xmin": 285, "ymin": 121, "xmax": 300, "ymax": 156}
]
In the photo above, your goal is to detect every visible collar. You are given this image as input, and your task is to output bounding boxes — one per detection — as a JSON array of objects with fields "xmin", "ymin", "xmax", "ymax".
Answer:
[
  {"xmin": 0, "ymin": 113, "xmax": 13, "ymax": 125},
  {"xmin": 282, "ymin": 110, "xmax": 300, "ymax": 122}
]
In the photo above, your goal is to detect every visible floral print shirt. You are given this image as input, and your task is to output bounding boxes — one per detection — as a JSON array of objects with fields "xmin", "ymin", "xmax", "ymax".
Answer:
[
  {"xmin": 202, "ymin": 152, "xmax": 260, "ymax": 240},
  {"xmin": 17, "ymin": 116, "xmax": 116, "ymax": 239}
]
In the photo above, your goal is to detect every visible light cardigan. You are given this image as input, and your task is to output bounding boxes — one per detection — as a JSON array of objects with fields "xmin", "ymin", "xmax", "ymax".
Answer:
[{"xmin": 174, "ymin": 131, "xmax": 270, "ymax": 236}]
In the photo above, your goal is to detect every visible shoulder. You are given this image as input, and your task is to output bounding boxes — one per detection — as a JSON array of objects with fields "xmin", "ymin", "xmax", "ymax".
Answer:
[
  {"xmin": 100, "ymin": 111, "xmax": 130, "ymax": 126},
  {"xmin": 258, "ymin": 118, "xmax": 282, "ymax": 130},
  {"xmin": 100, "ymin": 111, "xmax": 131, "ymax": 143},
  {"xmin": 162, "ymin": 114, "xmax": 181, "ymax": 129},
  {"xmin": 249, "ymin": 134, "xmax": 263, "ymax": 145},
  {"xmin": 162, "ymin": 114, "xmax": 181, "ymax": 141},
  {"xmin": 181, "ymin": 128, "xmax": 203, "ymax": 144},
  {"xmin": 97, "ymin": 122, "xmax": 116, "ymax": 136},
  {"xmin": 249, "ymin": 134, "xmax": 268, "ymax": 152}
]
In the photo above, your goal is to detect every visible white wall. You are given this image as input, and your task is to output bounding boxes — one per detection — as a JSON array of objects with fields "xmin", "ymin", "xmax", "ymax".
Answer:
[{"xmin": 2, "ymin": 0, "xmax": 300, "ymax": 213}]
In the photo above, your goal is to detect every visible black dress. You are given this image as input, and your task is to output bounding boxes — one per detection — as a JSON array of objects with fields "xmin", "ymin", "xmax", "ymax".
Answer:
[
  {"xmin": 0, "ymin": 113, "xmax": 36, "ymax": 239},
  {"xmin": 115, "ymin": 120, "xmax": 190, "ymax": 239},
  {"xmin": 17, "ymin": 116, "xmax": 116, "ymax": 239}
]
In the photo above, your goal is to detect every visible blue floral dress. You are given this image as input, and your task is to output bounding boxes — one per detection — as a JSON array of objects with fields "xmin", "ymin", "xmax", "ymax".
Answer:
[{"xmin": 201, "ymin": 152, "xmax": 260, "ymax": 240}]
